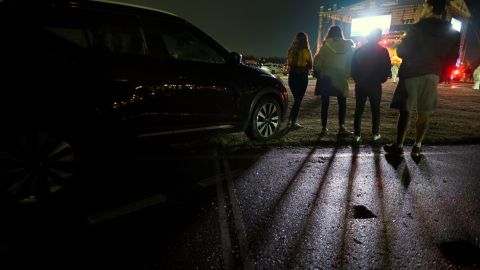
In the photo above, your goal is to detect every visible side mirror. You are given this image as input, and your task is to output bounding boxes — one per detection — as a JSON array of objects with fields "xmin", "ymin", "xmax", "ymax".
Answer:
[{"xmin": 227, "ymin": 52, "xmax": 242, "ymax": 65}]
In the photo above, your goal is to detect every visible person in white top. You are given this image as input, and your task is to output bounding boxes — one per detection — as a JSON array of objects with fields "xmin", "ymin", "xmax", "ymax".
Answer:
[
  {"xmin": 473, "ymin": 65, "xmax": 480, "ymax": 90},
  {"xmin": 391, "ymin": 64, "xmax": 399, "ymax": 83}
]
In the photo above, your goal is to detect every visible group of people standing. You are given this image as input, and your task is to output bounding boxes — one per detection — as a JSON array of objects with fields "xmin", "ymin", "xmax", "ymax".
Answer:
[
  {"xmin": 286, "ymin": 0, "xmax": 460, "ymax": 157},
  {"xmin": 286, "ymin": 27, "xmax": 354, "ymax": 136}
]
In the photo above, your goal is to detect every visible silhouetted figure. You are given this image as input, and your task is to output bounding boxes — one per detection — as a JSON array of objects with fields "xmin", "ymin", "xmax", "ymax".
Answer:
[
  {"xmin": 351, "ymin": 28, "xmax": 391, "ymax": 143},
  {"xmin": 385, "ymin": 0, "xmax": 460, "ymax": 157},
  {"xmin": 287, "ymin": 32, "xmax": 313, "ymax": 130},
  {"xmin": 313, "ymin": 26, "xmax": 354, "ymax": 136}
]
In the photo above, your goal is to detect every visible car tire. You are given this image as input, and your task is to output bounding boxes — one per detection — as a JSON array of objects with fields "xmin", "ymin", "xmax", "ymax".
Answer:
[
  {"xmin": 246, "ymin": 97, "xmax": 282, "ymax": 141},
  {"xmin": 0, "ymin": 130, "xmax": 78, "ymax": 204}
]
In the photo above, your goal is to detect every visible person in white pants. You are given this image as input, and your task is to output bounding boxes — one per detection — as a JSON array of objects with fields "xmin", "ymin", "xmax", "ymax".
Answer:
[
  {"xmin": 391, "ymin": 64, "xmax": 399, "ymax": 83},
  {"xmin": 473, "ymin": 65, "xmax": 480, "ymax": 90}
]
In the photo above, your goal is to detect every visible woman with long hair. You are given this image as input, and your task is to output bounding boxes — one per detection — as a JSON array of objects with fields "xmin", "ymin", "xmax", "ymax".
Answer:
[
  {"xmin": 313, "ymin": 25, "xmax": 354, "ymax": 135},
  {"xmin": 287, "ymin": 32, "xmax": 313, "ymax": 130}
]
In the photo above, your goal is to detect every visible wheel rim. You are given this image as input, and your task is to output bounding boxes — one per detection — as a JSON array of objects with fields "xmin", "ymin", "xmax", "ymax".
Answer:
[
  {"xmin": 0, "ymin": 132, "xmax": 76, "ymax": 204},
  {"xmin": 255, "ymin": 102, "xmax": 279, "ymax": 138}
]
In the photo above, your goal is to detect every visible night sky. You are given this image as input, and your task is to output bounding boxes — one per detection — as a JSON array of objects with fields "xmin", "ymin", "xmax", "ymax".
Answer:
[{"xmin": 112, "ymin": 0, "xmax": 479, "ymax": 61}]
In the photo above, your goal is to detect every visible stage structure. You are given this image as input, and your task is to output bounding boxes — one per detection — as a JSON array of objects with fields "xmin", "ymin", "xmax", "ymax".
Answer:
[{"xmin": 317, "ymin": 0, "xmax": 471, "ymax": 65}]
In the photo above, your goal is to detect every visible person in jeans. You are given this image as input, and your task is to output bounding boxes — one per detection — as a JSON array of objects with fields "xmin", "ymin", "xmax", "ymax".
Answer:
[
  {"xmin": 384, "ymin": 0, "xmax": 460, "ymax": 157},
  {"xmin": 313, "ymin": 26, "xmax": 354, "ymax": 135},
  {"xmin": 351, "ymin": 28, "xmax": 391, "ymax": 143},
  {"xmin": 287, "ymin": 32, "xmax": 313, "ymax": 130}
]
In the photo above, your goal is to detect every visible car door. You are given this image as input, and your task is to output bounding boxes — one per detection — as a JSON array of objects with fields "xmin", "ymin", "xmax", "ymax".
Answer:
[
  {"xmin": 80, "ymin": 9, "xmax": 169, "ymax": 135},
  {"xmin": 140, "ymin": 17, "xmax": 240, "ymax": 133},
  {"xmin": 33, "ymin": 7, "xmax": 153, "ymax": 133}
]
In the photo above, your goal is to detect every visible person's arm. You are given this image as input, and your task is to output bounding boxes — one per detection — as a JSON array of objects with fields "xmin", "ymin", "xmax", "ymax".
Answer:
[
  {"xmin": 313, "ymin": 49, "xmax": 323, "ymax": 78},
  {"xmin": 350, "ymin": 49, "xmax": 359, "ymax": 82},
  {"xmin": 305, "ymin": 49, "xmax": 313, "ymax": 70},
  {"xmin": 380, "ymin": 48, "xmax": 392, "ymax": 83},
  {"xmin": 287, "ymin": 51, "xmax": 294, "ymax": 67},
  {"xmin": 344, "ymin": 40, "xmax": 355, "ymax": 78},
  {"xmin": 397, "ymin": 28, "xmax": 417, "ymax": 59}
]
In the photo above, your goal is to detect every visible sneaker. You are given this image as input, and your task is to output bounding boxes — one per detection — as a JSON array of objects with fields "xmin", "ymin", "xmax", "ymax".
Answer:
[
  {"xmin": 384, "ymin": 143, "xmax": 404, "ymax": 157},
  {"xmin": 338, "ymin": 126, "xmax": 353, "ymax": 135},
  {"xmin": 373, "ymin": 134, "xmax": 381, "ymax": 141},
  {"xmin": 354, "ymin": 135, "xmax": 361, "ymax": 143},
  {"xmin": 320, "ymin": 127, "xmax": 328, "ymax": 135},
  {"xmin": 411, "ymin": 145, "xmax": 422, "ymax": 157},
  {"xmin": 289, "ymin": 123, "xmax": 304, "ymax": 130}
]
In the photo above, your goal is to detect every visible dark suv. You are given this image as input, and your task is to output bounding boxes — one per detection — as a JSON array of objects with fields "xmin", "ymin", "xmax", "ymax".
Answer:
[{"xmin": 0, "ymin": 0, "xmax": 288, "ymax": 203}]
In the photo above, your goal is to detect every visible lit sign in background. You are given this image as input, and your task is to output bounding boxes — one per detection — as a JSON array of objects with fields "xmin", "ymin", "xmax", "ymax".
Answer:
[
  {"xmin": 451, "ymin": 17, "xmax": 462, "ymax": 32},
  {"xmin": 350, "ymin": 14, "xmax": 392, "ymax": 37}
]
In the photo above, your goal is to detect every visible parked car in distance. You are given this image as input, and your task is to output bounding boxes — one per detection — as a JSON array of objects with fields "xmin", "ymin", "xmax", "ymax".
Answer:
[
  {"xmin": 282, "ymin": 64, "xmax": 289, "ymax": 75},
  {"xmin": 260, "ymin": 63, "xmax": 284, "ymax": 75},
  {"xmin": 0, "ymin": 0, "xmax": 288, "ymax": 204}
]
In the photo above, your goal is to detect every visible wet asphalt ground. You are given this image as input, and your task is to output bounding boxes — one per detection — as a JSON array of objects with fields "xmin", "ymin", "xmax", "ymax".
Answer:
[{"xmin": 2, "ymin": 143, "xmax": 480, "ymax": 269}]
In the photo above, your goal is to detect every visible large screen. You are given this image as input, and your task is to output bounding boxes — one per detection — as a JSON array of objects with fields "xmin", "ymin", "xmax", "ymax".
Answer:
[
  {"xmin": 350, "ymin": 14, "xmax": 392, "ymax": 37},
  {"xmin": 451, "ymin": 17, "xmax": 462, "ymax": 32}
]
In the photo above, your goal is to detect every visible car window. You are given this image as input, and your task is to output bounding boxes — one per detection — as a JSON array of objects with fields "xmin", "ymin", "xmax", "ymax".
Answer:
[
  {"xmin": 35, "ymin": 10, "xmax": 90, "ymax": 48},
  {"xmin": 44, "ymin": 26, "xmax": 89, "ymax": 48},
  {"xmin": 36, "ymin": 9, "xmax": 147, "ymax": 56},
  {"xmin": 161, "ymin": 28, "xmax": 225, "ymax": 64},
  {"xmin": 91, "ymin": 16, "xmax": 146, "ymax": 56}
]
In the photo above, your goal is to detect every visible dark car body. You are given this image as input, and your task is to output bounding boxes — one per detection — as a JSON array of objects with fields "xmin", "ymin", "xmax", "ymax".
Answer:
[{"xmin": 0, "ymin": 0, "xmax": 288, "ymax": 203}]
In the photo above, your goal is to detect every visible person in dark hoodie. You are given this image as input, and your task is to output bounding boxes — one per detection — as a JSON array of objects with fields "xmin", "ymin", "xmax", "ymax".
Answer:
[
  {"xmin": 351, "ymin": 28, "xmax": 391, "ymax": 143},
  {"xmin": 313, "ymin": 26, "xmax": 354, "ymax": 136},
  {"xmin": 384, "ymin": 0, "xmax": 460, "ymax": 157}
]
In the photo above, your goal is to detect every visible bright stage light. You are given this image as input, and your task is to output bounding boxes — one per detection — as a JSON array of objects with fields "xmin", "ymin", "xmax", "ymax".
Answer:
[
  {"xmin": 350, "ymin": 14, "xmax": 392, "ymax": 37},
  {"xmin": 451, "ymin": 17, "xmax": 462, "ymax": 32}
]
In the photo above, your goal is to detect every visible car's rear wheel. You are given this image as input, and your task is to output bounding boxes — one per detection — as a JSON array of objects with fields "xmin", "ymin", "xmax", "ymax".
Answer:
[
  {"xmin": 0, "ymin": 131, "xmax": 77, "ymax": 204},
  {"xmin": 246, "ymin": 97, "xmax": 282, "ymax": 141}
]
